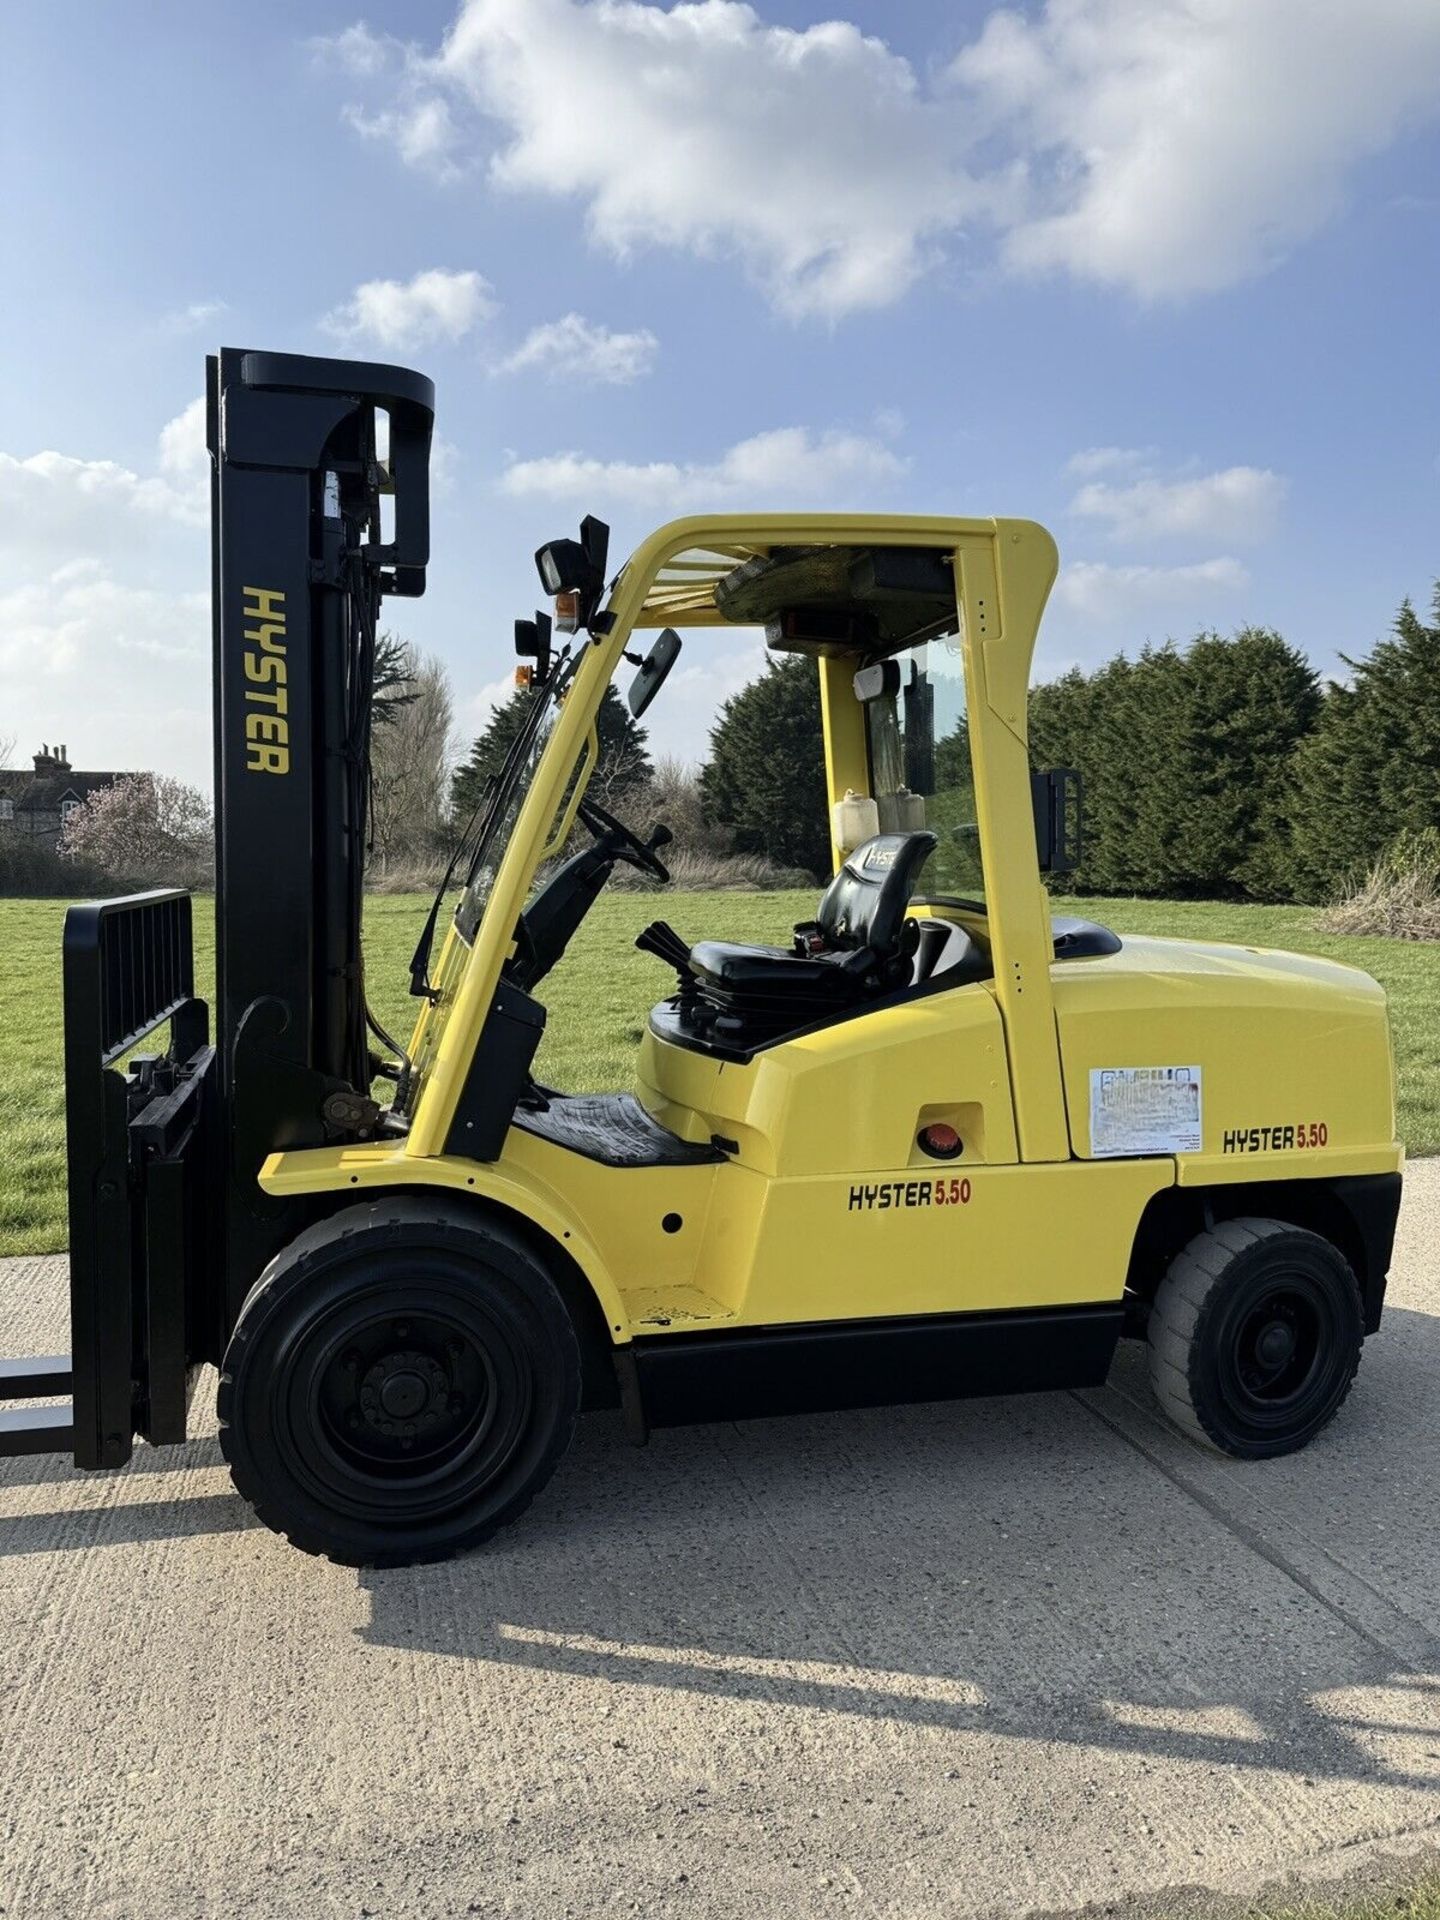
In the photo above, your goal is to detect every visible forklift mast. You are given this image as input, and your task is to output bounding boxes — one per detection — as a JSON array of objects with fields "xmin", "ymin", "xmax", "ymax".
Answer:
[
  {"xmin": 0, "ymin": 350, "xmax": 433, "ymax": 1471},
  {"xmin": 207, "ymin": 349, "xmax": 433, "ymax": 1307}
]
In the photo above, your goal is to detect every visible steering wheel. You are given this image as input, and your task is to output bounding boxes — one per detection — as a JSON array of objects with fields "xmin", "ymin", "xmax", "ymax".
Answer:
[{"xmin": 577, "ymin": 796, "xmax": 672, "ymax": 882}]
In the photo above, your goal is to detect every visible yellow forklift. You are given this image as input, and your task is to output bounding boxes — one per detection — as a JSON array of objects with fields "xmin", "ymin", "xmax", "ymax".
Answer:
[{"xmin": 0, "ymin": 349, "xmax": 1403, "ymax": 1565}]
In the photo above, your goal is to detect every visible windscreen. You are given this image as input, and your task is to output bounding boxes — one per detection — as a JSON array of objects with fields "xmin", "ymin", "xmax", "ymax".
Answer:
[
  {"xmin": 453, "ymin": 655, "xmax": 577, "ymax": 944},
  {"xmin": 862, "ymin": 634, "xmax": 983, "ymax": 905}
]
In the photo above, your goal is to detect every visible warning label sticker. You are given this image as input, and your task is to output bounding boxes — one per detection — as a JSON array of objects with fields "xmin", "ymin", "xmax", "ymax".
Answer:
[{"xmin": 1089, "ymin": 1066, "xmax": 1203, "ymax": 1158}]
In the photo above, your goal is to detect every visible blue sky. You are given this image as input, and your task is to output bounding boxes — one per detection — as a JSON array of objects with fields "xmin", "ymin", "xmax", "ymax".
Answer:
[{"xmin": 3, "ymin": 0, "xmax": 1439, "ymax": 787}]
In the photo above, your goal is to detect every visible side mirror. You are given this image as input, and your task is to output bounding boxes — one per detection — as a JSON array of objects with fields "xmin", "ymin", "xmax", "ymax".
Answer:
[
  {"xmin": 1032, "ymin": 768, "xmax": 1082, "ymax": 875},
  {"xmin": 628, "ymin": 628, "xmax": 682, "ymax": 718}
]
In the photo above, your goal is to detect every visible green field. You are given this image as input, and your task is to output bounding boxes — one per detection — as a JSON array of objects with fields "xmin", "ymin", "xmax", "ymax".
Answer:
[{"xmin": 2, "ymin": 889, "xmax": 1435, "ymax": 1258}]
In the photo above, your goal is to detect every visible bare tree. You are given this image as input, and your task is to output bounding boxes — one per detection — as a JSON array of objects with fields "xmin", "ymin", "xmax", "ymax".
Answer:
[
  {"xmin": 0, "ymin": 733, "xmax": 14, "ymax": 770},
  {"xmin": 638, "ymin": 754, "xmax": 731, "ymax": 854},
  {"xmin": 369, "ymin": 640, "xmax": 455, "ymax": 870},
  {"xmin": 60, "ymin": 774, "xmax": 214, "ymax": 889}
]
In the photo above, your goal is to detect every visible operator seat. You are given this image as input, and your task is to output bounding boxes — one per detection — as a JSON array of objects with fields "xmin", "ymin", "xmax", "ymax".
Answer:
[{"xmin": 648, "ymin": 830, "xmax": 941, "ymax": 1046}]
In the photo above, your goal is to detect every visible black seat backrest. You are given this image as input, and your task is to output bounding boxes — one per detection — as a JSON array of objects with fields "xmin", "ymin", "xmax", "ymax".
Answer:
[{"xmin": 814, "ymin": 831, "xmax": 937, "ymax": 959}]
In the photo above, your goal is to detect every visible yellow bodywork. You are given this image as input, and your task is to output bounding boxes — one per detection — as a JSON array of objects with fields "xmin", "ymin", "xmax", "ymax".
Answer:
[{"xmin": 259, "ymin": 513, "xmax": 1402, "ymax": 1346}]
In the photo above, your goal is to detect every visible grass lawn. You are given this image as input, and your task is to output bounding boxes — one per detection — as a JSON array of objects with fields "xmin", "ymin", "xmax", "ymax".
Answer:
[
  {"xmin": 1252, "ymin": 1873, "xmax": 1440, "ymax": 1920},
  {"xmin": 1, "ymin": 887, "xmax": 1434, "ymax": 1258}
]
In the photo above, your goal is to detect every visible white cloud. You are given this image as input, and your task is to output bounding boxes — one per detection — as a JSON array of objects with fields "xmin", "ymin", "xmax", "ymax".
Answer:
[
  {"xmin": 161, "ymin": 300, "xmax": 228, "ymax": 336},
  {"xmin": 500, "ymin": 425, "xmax": 906, "ymax": 507},
  {"xmin": 950, "ymin": 0, "xmax": 1440, "ymax": 299},
  {"xmin": 1069, "ymin": 464, "xmax": 1287, "ymax": 545},
  {"xmin": 1053, "ymin": 556, "xmax": 1249, "ymax": 622},
  {"xmin": 0, "ymin": 446, "xmax": 205, "ymax": 565},
  {"xmin": 323, "ymin": 0, "xmax": 1440, "ymax": 311},
  {"xmin": 0, "ymin": 562, "xmax": 208, "ymax": 678},
  {"xmin": 1065, "ymin": 445, "xmax": 1151, "ymax": 481},
  {"xmin": 497, "ymin": 313, "xmax": 658, "ymax": 385},
  {"xmin": 345, "ymin": 96, "xmax": 463, "ymax": 175},
  {"xmin": 157, "ymin": 397, "xmax": 209, "ymax": 488},
  {"xmin": 463, "ymin": 670, "xmax": 522, "ymax": 730},
  {"xmin": 321, "ymin": 268, "xmax": 496, "ymax": 350},
  {"xmin": 313, "ymin": 22, "xmax": 400, "ymax": 79},
  {"xmin": 0, "ymin": 418, "xmax": 212, "ymax": 783},
  {"xmin": 330, "ymin": 0, "xmax": 989, "ymax": 318},
  {"xmin": 430, "ymin": 433, "xmax": 462, "ymax": 497},
  {"xmin": 313, "ymin": 23, "xmax": 467, "ymax": 175},
  {"xmin": 0, "ymin": 557, "xmax": 211, "ymax": 781}
]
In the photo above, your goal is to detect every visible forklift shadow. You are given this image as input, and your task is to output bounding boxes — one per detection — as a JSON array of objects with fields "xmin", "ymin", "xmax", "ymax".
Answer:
[
  {"xmin": 357, "ymin": 1304, "xmax": 1440, "ymax": 1794},
  {"xmin": 0, "ymin": 1429, "xmax": 226, "ymax": 1494},
  {"xmin": 0, "ymin": 1428, "xmax": 244, "ymax": 1558}
]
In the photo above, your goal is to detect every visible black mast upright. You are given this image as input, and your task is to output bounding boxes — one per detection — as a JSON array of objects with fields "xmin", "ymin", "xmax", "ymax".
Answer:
[{"xmin": 206, "ymin": 350, "xmax": 434, "ymax": 1316}]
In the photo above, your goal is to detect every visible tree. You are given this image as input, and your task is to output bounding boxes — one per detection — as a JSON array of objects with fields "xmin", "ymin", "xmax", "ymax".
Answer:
[
  {"xmin": 451, "ymin": 687, "xmax": 531, "ymax": 821},
  {"xmin": 451, "ymin": 682, "xmax": 650, "ymax": 823},
  {"xmin": 368, "ymin": 640, "xmax": 455, "ymax": 867},
  {"xmin": 371, "ymin": 630, "xmax": 419, "ymax": 730},
  {"xmin": 587, "ymin": 683, "xmax": 654, "ymax": 807},
  {"xmin": 1173, "ymin": 628, "xmax": 1320, "ymax": 900},
  {"xmin": 701, "ymin": 654, "xmax": 830, "ymax": 879},
  {"xmin": 1288, "ymin": 588, "xmax": 1440, "ymax": 900},
  {"xmin": 1030, "ymin": 651, "xmax": 1181, "ymax": 893},
  {"xmin": 933, "ymin": 716, "xmax": 971, "ymax": 793},
  {"xmin": 1027, "ymin": 629, "xmax": 1320, "ymax": 899},
  {"xmin": 60, "ymin": 773, "xmax": 213, "ymax": 889}
]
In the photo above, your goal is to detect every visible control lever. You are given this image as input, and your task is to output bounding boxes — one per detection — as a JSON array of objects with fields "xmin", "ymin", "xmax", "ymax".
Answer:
[
  {"xmin": 635, "ymin": 919, "xmax": 691, "ymax": 970},
  {"xmin": 635, "ymin": 918, "xmax": 697, "ymax": 1009}
]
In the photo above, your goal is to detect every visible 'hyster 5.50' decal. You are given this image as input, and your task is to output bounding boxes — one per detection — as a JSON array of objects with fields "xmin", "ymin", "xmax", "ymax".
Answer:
[
  {"xmin": 848, "ymin": 1177, "xmax": 972, "ymax": 1211},
  {"xmin": 1223, "ymin": 1122, "xmax": 1329, "ymax": 1153}
]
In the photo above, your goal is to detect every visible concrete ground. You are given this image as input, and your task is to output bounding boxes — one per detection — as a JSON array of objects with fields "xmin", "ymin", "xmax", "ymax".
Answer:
[{"xmin": 1, "ymin": 1175, "xmax": 1438, "ymax": 1920}]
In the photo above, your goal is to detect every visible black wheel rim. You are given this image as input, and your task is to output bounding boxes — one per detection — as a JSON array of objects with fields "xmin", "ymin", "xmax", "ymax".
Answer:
[
  {"xmin": 273, "ymin": 1276, "xmax": 534, "ymax": 1527},
  {"xmin": 1216, "ymin": 1275, "xmax": 1334, "ymax": 1431}
]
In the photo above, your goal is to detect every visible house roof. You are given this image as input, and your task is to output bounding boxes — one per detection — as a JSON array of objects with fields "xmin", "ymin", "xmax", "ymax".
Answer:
[{"xmin": 0, "ymin": 771, "xmax": 125, "ymax": 812}]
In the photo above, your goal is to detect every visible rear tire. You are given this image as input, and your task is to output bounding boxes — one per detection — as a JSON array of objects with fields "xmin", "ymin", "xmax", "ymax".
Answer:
[
  {"xmin": 218, "ymin": 1200, "xmax": 580, "ymax": 1566},
  {"xmin": 1147, "ymin": 1217, "xmax": 1363, "ymax": 1458}
]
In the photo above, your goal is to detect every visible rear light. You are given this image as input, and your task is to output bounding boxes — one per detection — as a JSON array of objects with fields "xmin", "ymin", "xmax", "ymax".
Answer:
[{"xmin": 918, "ymin": 1122, "xmax": 963, "ymax": 1160}]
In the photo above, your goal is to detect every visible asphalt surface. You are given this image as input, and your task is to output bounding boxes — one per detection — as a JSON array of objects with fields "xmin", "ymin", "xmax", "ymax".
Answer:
[{"xmin": 1, "ymin": 1168, "xmax": 1437, "ymax": 1920}]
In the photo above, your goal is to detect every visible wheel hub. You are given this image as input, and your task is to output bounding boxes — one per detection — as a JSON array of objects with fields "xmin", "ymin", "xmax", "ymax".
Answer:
[
  {"xmin": 1255, "ymin": 1319, "xmax": 1296, "ymax": 1369},
  {"xmin": 1231, "ymin": 1285, "xmax": 1327, "ymax": 1411},
  {"xmin": 360, "ymin": 1349, "xmax": 451, "ymax": 1440}
]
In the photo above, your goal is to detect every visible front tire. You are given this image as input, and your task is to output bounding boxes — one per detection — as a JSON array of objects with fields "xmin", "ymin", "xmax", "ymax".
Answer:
[
  {"xmin": 1147, "ymin": 1217, "xmax": 1363, "ymax": 1458},
  {"xmin": 218, "ymin": 1200, "xmax": 580, "ymax": 1566}
]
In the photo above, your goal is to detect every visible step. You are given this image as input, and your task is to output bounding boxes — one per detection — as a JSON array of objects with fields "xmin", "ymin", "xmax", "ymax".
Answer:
[
  {"xmin": 623, "ymin": 1286, "xmax": 736, "ymax": 1331},
  {"xmin": 0, "ymin": 1405, "xmax": 75, "ymax": 1458}
]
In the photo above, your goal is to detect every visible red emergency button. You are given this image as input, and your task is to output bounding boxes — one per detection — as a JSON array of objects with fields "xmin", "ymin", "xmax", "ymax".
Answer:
[{"xmin": 918, "ymin": 1123, "xmax": 963, "ymax": 1160}]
